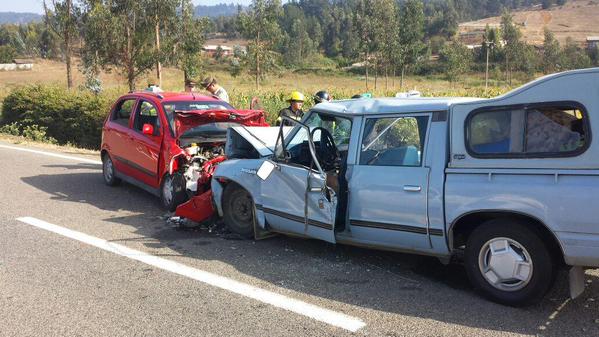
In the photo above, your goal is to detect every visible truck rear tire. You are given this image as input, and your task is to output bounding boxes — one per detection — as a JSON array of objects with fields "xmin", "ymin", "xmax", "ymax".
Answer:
[
  {"xmin": 222, "ymin": 184, "xmax": 255, "ymax": 239},
  {"xmin": 464, "ymin": 219, "xmax": 556, "ymax": 306}
]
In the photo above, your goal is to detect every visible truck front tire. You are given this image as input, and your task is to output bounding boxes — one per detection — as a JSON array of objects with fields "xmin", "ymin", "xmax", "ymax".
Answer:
[
  {"xmin": 464, "ymin": 219, "xmax": 556, "ymax": 306},
  {"xmin": 222, "ymin": 184, "xmax": 255, "ymax": 239}
]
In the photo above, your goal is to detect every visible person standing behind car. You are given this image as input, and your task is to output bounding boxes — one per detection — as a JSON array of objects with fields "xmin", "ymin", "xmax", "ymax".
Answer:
[
  {"xmin": 200, "ymin": 76, "xmax": 230, "ymax": 103},
  {"xmin": 276, "ymin": 91, "xmax": 305, "ymax": 126}
]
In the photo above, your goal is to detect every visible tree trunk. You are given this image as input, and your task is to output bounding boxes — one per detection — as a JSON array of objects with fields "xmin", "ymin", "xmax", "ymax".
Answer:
[
  {"xmin": 255, "ymin": 34, "xmax": 260, "ymax": 88},
  {"xmin": 374, "ymin": 56, "xmax": 378, "ymax": 91},
  {"xmin": 155, "ymin": 15, "xmax": 162, "ymax": 87},
  {"xmin": 365, "ymin": 51, "xmax": 369, "ymax": 91},
  {"xmin": 385, "ymin": 66, "xmax": 388, "ymax": 92},
  {"xmin": 126, "ymin": 22, "xmax": 135, "ymax": 91},
  {"xmin": 392, "ymin": 68, "xmax": 396, "ymax": 89},
  {"xmin": 400, "ymin": 66, "xmax": 405, "ymax": 90},
  {"xmin": 65, "ymin": 0, "xmax": 73, "ymax": 89}
]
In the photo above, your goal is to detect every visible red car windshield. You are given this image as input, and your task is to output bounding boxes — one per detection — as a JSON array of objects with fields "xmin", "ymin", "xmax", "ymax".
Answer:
[{"xmin": 162, "ymin": 101, "xmax": 235, "ymax": 136}]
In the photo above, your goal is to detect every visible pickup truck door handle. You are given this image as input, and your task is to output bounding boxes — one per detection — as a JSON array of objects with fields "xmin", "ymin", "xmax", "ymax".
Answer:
[{"xmin": 403, "ymin": 185, "xmax": 422, "ymax": 192}]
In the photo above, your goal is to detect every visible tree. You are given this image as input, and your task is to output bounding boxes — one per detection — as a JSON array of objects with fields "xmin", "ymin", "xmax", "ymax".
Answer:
[
  {"xmin": 542, "ymin": 28, "xmax": 561, "ymax": 73},
  {"xmin": 589, "ymin": 45, "xmax": 599, "ymax": 67},
  {"xmin": 500, "ymin": 10, "xmax": 522, "ymax": 84},
  {"xmin": 0, "ymin": 45, "xmax": 16, "ymax": 63},
  {"xmin": 172, "ymin": 0, "xmax": 208, "ymax": 85},
  {"xmin": 43, "ymin": 0, "xmax": 79, "ymax": 88},
  {"xmin": 397, "ymin": 0, "xmax": 427, "ymax": 89},
  {"xmin": 145, "ymin": 0, "xmax": 179, "ymax": 87},
  {"xmin": 439, "ymin": 41, "xmax": 471, "ymax": 82},
  {"xmin": 353, "ymin": 0, "xmax": 376, "ymax": 90},
  {"xmin": 560, "ymin": 37, "xmax": 591, "ymax": 70},
  {"xmin": 81, "ymin": 0, "xmax": 156, "ymax": 91},
  {"xmin": 372, "ymin": 0, "xmax": 398, "ymax": 91},
  {"xmin": 237, "ymin": 0, "xmax": 283, "ymax": 87}
]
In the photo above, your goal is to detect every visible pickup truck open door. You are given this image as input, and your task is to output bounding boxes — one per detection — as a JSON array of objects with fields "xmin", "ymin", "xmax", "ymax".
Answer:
[{"xmin": 258, "ymin": 118, "xmax": 336, "ymax": 243}]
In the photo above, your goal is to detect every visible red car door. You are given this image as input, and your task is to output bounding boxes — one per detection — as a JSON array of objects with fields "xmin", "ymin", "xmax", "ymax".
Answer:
[
  {"xmin": 128, "ymin": 99, "xmax": 163, "ymax": 188},
  {"xmin": 103, "ymin": 97, "xmax": 138, "ymax": 177}
]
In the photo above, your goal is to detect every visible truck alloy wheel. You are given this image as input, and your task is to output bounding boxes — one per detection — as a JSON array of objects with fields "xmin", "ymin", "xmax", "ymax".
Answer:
[
  {"xmin": 222, "ymin": 184, "xmax": 255, "ymax": 239},
  {"xmin": 464, "ymin": 219, "xmax": 555, "ymax": 306}
]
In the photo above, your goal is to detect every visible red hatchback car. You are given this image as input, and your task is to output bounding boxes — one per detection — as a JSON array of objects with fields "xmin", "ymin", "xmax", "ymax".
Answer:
[{"xmin": 101, "ymin": 90, "xmax": 267, "ymax": 215}]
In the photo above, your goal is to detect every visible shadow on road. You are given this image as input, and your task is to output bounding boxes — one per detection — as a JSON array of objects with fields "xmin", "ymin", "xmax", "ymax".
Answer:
[{"xmin": 22, "ymin": 168, "xmax": 599, "ymax": 336}]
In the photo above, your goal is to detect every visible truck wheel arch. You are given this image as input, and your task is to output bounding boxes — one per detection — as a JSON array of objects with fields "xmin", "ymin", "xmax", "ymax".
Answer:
[{"xmin": 449, "ymin": 211, "xmax": 566, "ymax": 266}]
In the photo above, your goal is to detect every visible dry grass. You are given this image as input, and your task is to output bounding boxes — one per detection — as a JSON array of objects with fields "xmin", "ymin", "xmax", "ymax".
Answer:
[
  {"xmin": 459, "ymin": 0, "xmax": 599, "ymax": 45},
  {"xmin": 0, "ymin": 58, "xmax": 517, "ymax": 97}
]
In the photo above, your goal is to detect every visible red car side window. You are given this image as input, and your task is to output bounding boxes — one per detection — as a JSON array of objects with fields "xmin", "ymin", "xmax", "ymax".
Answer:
[{"xmin": 112, "ymin": 99, "xmax": 136, "ymax": 127}]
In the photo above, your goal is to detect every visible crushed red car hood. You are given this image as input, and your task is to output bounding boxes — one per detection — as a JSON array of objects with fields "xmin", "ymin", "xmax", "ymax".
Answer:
[{"xmin": 175, "ymin": 109, "xmax": 267, "ymax": 137}]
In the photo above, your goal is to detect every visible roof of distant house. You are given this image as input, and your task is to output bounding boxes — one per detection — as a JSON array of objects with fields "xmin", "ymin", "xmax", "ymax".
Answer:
[{"xmin": 202, "ymin": 45, "xmax": 233, "ymax": 51}]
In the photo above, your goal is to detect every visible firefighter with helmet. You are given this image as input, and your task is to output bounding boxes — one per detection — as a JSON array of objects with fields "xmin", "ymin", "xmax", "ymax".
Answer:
[{"xmin": 276, "ymin": 91, "xmax": 305, "ymax": 126}]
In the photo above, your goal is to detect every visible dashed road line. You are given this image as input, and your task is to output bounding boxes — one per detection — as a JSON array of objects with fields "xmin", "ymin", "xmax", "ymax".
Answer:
[{"xmin": 16, "ymin": 216, "xmax": 366, "ymax": 332}]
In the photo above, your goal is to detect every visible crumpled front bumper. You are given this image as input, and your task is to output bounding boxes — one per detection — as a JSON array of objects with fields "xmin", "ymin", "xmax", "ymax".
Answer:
[{"xmin": 174, "ymin": 190, "xmax": 214, "ymax": 223}]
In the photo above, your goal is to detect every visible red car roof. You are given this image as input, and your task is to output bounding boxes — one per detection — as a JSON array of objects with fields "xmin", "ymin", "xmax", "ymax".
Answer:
[{"xmin": 133, "ymin": 91, "xmax": 223, "ymax": 103}]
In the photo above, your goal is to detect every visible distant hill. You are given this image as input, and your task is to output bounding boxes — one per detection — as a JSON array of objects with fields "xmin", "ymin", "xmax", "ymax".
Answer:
[
  {"xmin": 195, "ymin": 4, "xmax": 244, "ymax": 18},
  {"xmin": 459, "ymin": 0, "xmax": 599, "ymax": 45},
  {"xmin": 0, "ymin": 12, "xmax": 42, "ymax": 25}
]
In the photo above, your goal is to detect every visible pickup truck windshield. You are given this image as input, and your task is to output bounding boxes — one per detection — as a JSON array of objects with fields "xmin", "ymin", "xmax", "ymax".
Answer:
[{"xmin": 285, "ymin": 112, "xmax": 352, "ymax": 150}]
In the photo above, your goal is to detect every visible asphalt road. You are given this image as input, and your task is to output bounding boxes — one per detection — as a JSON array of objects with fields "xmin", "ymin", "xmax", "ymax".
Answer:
[{"xmin": 1, "ymin": 140, "xmax": 599, "ymax": 337}]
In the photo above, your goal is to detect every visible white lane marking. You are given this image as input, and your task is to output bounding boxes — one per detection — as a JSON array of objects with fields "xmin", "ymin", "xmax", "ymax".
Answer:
[
  {"xmin": 16, "ymin": 217, "xmax": 366, "ymax": 332},
  {"xmin": 0, "ymin": 144, "xmax": 101, "ymax": 165}
]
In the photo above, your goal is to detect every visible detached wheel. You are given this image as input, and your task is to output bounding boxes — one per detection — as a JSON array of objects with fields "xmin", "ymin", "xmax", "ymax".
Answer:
[
  {"xmin": 464, "ymin": 219, "xmax": 556, "ymax": 306},
  {"xmin": 222, "ymin": 184, "xmax": 255, "ymax": 239},
  {"xmin": 160, "ymin": 173, "xmax": 187, "ymax": 212},
  {"xmin": 102, "ymin": 153, "xmax": 121, "ymax": 186}
]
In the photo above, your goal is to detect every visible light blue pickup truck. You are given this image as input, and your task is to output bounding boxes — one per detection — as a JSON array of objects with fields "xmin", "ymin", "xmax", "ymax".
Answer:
[{"xmin": 210, "ymin": 68, "xmax": 599, "ymax": 306}]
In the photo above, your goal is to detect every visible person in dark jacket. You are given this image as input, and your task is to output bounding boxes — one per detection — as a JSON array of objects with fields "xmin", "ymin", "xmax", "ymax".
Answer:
[{"xmin": 276, "ymin": 91, "xmax": 305, "ymax": 126}]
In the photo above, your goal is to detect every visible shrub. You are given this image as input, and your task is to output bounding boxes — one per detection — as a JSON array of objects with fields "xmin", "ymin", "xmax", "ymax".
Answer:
[
  {"xmin": 0, "ymin": 45, "xmax": 16, "ymax": 63},
  {"xmin": 1, "ymin": 85, "xmax": 118, "ymax": 149},
  {"xmin": 0, "ymin": 122, "xmax": 20, "ymax": 136},
  {"xmin": 0, "ymin": 122, "xmax": 58, "ymax": 143}
]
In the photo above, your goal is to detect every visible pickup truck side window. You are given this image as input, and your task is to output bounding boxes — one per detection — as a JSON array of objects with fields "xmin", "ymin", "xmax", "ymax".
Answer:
[
  {"xmin": 359, "ymin": 116, "xmax": 428, "ymax": 166},
  {"xmin": 468, "ymin": 103, "xmax": 589, "ymax": 157},
  {"xmin": 111, "ymin": 99, "xmax": 136, "ymax": 127}
]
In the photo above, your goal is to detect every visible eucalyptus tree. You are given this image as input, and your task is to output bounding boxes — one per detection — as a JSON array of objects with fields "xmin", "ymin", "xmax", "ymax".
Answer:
[
  {"xmin": 43, "ymin": 0, "xmax": 79, "ymax": 88},
  {"xmin": 397, "ymin": 0, "xmax": 426, "ymax": 89},
  {"xmin": 237, "ymin": 0, "xmax": 283, "ymax": 87},
  {"xmin": 81, "ymin": 0, "xmax": 156, "ymax": 91}
]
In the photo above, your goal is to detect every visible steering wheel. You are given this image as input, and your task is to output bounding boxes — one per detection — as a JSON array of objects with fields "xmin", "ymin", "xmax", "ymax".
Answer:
[{"xmin": 310, "ymin": 127, "xmax": 340, "ymax": 171}]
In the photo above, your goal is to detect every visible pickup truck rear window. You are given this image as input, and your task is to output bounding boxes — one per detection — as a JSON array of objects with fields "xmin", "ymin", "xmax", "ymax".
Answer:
[{"xmin": 467, "ymin": 103, "xmax": 589, "ymax": 158}]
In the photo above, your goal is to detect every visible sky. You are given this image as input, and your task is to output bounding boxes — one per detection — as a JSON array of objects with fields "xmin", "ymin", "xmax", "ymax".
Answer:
[{"xmin": 2, "ymin": 0, "xmax": 253, "ymax": 14}]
